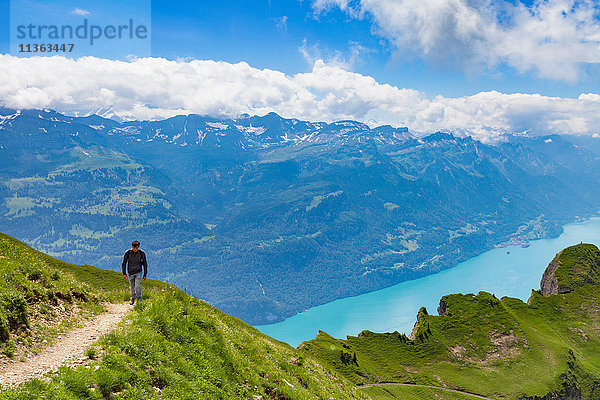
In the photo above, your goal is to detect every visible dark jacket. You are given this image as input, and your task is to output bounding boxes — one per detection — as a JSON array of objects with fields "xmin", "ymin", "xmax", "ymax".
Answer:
[{"xmin": 122, "ymin": 249, "xmax": 148, "ymax": 277}]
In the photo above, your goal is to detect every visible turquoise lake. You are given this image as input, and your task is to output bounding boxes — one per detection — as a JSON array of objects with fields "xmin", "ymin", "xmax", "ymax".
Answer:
[{"xmin": 255, "ymin": 217, "xmax": 600, "ymax": 347}]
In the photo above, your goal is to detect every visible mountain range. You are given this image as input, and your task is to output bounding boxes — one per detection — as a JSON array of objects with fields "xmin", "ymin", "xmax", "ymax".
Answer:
[{"xmin": 2, "ymin": 107, "xmax": 600, "ymax": 324}]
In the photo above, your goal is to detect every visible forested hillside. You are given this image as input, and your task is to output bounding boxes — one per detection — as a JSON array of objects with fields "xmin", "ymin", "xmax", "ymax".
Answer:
[{"xmin": 2, "ymin": 108, "xmax": 600, "ymax": 324}]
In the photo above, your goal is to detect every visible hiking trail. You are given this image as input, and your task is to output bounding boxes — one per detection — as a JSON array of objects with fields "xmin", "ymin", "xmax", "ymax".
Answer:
[
  {"xmin": 0, "ymin": 303, "xmax": 130, "ymax": 387},
  {"xmin": 357, "ymin": 382, "xmax": 496, "ymax": 399}
]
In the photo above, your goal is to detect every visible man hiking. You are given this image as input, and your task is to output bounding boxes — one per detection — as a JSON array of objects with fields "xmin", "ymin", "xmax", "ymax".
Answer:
[{"xmin": 122, "ymin": 240, "xmax": 148, "ymax": 305}]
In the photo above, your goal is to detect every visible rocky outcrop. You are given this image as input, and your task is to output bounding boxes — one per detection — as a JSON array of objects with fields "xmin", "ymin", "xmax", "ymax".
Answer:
[
  {"xmin": 540, "ymin": 244, "xmax": 600, "ymax": 296},
  {"xmin": 540, "ymin": 251, "xmax": 563, "ymax": 296},
  {"xmin": 408, "ymin": 307, "xmax": 428, "ymax": 340},
  {"xmin": 437, "ymin": 298, "xmax": 451, "ymax": 317}
]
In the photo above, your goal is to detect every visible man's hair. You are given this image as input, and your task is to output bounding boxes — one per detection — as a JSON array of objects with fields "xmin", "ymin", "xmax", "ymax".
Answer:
[{"xmin": 132, "ymin": 240, "xmax": 140, "ymax": 247}]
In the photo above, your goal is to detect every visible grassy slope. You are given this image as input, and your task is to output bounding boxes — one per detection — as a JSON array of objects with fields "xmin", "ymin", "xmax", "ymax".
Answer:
[
  {"xmin": 360, "ymin": 385, "xmax": 488, "ymax": 400},
  {"xmin": 0, "ymin": 233, "xmax": 366, "ymax": 399},
  {"xmin": 300, "ymin": 243, "xmax": 600, "ymax": 400},
  {"xmin": 4, "ymin": 231, "xmax": 600, "ymax": 399}
]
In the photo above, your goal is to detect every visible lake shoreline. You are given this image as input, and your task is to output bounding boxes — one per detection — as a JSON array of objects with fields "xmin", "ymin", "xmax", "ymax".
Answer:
[
  {"xmin": 256, "ymin": 214, "xmax": 600, "ymax": 347},
  {"xmin": 259, "ymin": 213, "xmax": 588, "ymax": 326}
]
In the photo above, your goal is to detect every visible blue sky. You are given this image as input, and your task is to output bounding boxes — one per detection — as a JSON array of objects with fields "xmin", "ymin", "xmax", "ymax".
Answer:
[
  {"xmin": 1, "ymin": 0, "xmax": 598, "ymax": 98},
  {"xmin": 7, "ymin": 0, "xmax": 151, "ymax": 58},
  {"xmin": 1, "ymin": 0, "xmax": 600, "ymax": 140},
  {"xmin": 143, "ymin": 0, "xmax": 600, "ymax": 98}
]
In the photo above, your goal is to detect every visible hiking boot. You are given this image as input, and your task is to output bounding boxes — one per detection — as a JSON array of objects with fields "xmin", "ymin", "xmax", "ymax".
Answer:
[{"xmin": 130, "ymin": 298, "xmax": 135, "ymax": 305}]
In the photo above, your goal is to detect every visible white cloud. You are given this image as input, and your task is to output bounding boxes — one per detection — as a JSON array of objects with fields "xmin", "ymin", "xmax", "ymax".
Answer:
[
  {"xmin": 312, "ymin": 0, "xmax": 600, "ymax": 81},
  {"xmin": 0, "ymin": 54, "xmax": 599, "ymax": 142},
  {"xmin": 579, "ymin": 93, "xmax": 600, "ymax": 102},
  {"xmin": 299, "ymin": 39, "xmax": 374, "ymax": 70},
  {"xmin": 71, "ymin": 8, "xmax": 91, "ymax": 16},
  {"xmin": 272, "ymin": 16, "xmax": 288, "ymax": 31},
  {"xmin": 299, "ymin": 39, "xmax": 321, "ymax": 67}
]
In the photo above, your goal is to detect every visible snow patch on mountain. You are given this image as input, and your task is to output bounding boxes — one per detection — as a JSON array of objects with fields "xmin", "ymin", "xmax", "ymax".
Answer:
[
  {"xmin": 0, "ymin": 110, "xmax": 21, "ymax": 125},
  {"xmin": 206, "ymin": 122, "xmax": 229, "ymax": 130},
  {"xmin": 236, "ymin": 125, "xmax": 266, "ymax": 136},
  {"xmin": 111, "ymin": 126, "xmax": 141, "ymax": 135},
  {"xmin": 197, "ymin": 129, "xmax": 207, "ymax": 145}
]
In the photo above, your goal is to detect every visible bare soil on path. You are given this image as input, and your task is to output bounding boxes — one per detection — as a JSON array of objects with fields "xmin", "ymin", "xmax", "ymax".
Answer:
[
  {"xmin": 0, "ymin": 303, "xmax": 130, "ymax": 387},
  {"xmin": 357, "ymin": 382, "xmax": 496, "ymax": 399}
]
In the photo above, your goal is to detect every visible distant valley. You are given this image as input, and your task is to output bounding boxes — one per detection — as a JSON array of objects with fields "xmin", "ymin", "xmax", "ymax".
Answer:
[{"xmin": 2, "ymin": 107, "xmax": 600, "ymax": 324}]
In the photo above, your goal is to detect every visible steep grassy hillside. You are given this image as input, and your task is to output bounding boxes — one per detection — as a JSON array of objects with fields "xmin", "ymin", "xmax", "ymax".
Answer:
[
  {"xmin": 301, "ymin": 243, "xmax": 600, "ymax": 399},
  {"xmin": 0, "ymin": 233, "xmax": 365, "ymax": 399},
  {"xmin": 3, "ymin": 231, "xmax": 600, "ymax": 399}
]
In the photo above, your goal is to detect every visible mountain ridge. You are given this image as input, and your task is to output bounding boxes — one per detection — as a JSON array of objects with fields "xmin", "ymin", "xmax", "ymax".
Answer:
[
  {"xmin": 2, "ymin": 107, "xmax": 600, "ymax": 325},
  {"xmin": 301, "ymin": 243, "xmax": 600, "ymax": 400}
]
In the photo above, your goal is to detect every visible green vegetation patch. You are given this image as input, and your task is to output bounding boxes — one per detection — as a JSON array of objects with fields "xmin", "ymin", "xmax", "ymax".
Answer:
[
  {"xmin": 302, "ymin": 243, "xmax": 600, "ymax": 399},
  {"xmin": 0, "ymin": 289, "xmax": 367, "ymax": 399},
  {"xmin": 0, "ymin": 233, "xmax": 107, "ymax": 356},
  {"xmin": 4, "ymin": 196, "xmax": 60, "ymax": 218},
  {"xmin": 553, "ymin": 244, "xmax": 600, "ymax": 291},
  {"xmin": 0, "ymin": 232, "xmax": 366, "ymax": 399},
  {"xmin": 360, "ymin": 384, "xmax": 488, "ymax": 400}
]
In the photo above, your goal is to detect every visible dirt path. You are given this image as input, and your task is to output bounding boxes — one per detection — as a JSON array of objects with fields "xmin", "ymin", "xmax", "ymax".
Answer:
[
  {"xmin": 357, "ymin": 382, "xmax": 496, "ymax": 399},
  {"xmin": 0, "ymin": 303, "xmax": 130, "ymax": 387}
]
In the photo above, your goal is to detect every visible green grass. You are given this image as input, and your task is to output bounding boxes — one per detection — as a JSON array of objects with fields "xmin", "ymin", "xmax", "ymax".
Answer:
[
  {"xmin": 3, "ymin": 233, "xmax": 600, "ymax": 399},
  {"xmin": 360, "ymin": 385, "xmax": 488, "ymax": 400},
  {"xmin": 0, "ymin": 232, "xmax": 367, "ymax": 399},
  {"xmin": 48, "ymin": 146, "xmax": 142, "ymax": 174},
  {"xmin": 0, "ymin": 231, "xmax": 166, "ymax": 303},
  {"xmin": 4, "ymin": 196, "xmax": 60, "ymax": 218},
  {"xmin": 0, "ymin": 290, "xmax": 367, "ymax": 399},
  {"xmin": 301, "ymin": 243, "xmax": 600, "ymax": 400},
  {"xmin": 0, "ymin": 232, "xmax": 103, "ymax": 353}
]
